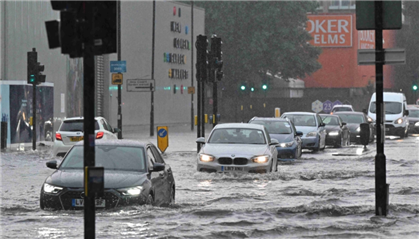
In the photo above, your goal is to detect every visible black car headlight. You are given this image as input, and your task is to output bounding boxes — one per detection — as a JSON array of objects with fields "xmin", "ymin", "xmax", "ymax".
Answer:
[
  {"xmin": 328, "ymin": 131, "xmax": 339, "ymax": 136},
  {"xmin": 279, "ymin": 141, "xmax": 294, "ymax": 147},
  {"xmin": 43, "ymin": 183, "xmax": 63, "ymax": 194},
  {"xmin": 415, "ymin": 122, "xmax": 419, "ymax": 126},
  {"xmin": 252, "ymin": 155, "xmax": 269, "ymax": 163},
  {"xmin": 117, "ymin": 186, "xmax": 143, "ymax": 196},
  {"xmin": 199, "ymin": 154, "xmax": 215, "ymax": 162},
  {"xmin": 306, "ymin": 131, "xmax": 317, "ymax": 137},
  {"xmin": 394, "ymin": 118, "xmax": 404, "ymax": 124}
]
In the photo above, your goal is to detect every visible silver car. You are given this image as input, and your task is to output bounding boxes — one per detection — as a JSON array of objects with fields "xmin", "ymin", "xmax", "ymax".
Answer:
[{"xmin": 196, "ymin": 123, "xmax": 279, "ymax": 173}]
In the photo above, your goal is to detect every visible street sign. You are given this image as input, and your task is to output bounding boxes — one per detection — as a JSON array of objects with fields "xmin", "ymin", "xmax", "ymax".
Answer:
[
  {"xmin": 110, "ymin": 61, "xmax": 126, "ymax": 73},
  {"xmin": 187, "ymin": 86, "xmax": 195, "ymax": 94},
  {"xmin": 157, "ymin": 126, "xmax": 168, "ymax": 153},
  {"xmin": 126, "ymin": 79, "xmax": 155, "ymax": 92},
  {"xmin": 111, "ymin": 73, "xmax": 123, "ymax": 85},
  {"xmin": 358, "ymin": 49, "xmax": 406, "ymax": 65},
  {"xmin": 311, "ymin": 100, "xmax": 323, "ymax": 113},
  {"xmin": 323, "ymin": 100, "xmax": 333, "ymax": 113},
  {"xmin": 333, "ymin": 100, "xmax": 342, "ymax": 107},
  {"xmin": 356, "ymin": 1, "xmax": 402, "ymax": 30}
]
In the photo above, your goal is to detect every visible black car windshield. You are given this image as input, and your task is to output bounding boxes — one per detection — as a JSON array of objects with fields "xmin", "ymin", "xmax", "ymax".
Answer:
[
  {"xmin": 337, "ymin": 114, "xmax": 365, "ymax": 124},
  {"xmin": 408, "ymin": 109, "xmax": 419, "ymax": 117},
  {"xmin": 283, "ymin": 115, "xmax": 317, "ymax": 127},
  {"xmin": 321, "ymin": 116, "xmax": 340, "ymax": 126},
  {"xmin": 208, "ymin": 128, "xmax": 266, "ymax": 144},
  {"xmin": 60, "ymin": 145, "xmax": 146, "ymax": 171},
  {"xmin": 250, "ymin": 120, "xmax": 292, "ymax": 134},
  {"xmin": 60, "ymin": 120, "xmax": 99, "ymax": 131},
  {"xmin": 369, "ymin": 102, "xmax": 402, "ymax": 114}
]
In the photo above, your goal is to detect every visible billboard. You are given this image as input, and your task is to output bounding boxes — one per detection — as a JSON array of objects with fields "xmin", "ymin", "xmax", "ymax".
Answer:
[{"xmin": 306, "ymin": 15, "xmax": 353, "ymax": 47}]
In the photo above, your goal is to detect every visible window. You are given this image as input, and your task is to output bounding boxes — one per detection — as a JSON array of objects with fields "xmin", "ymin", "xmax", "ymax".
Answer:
[
  {"xmin": 369, "ymin": 102, "xmax": 402, "ymax": 114},
  {"xmin": 60, "ymin": 120, "xmax": 99, "ymax": 131},
  {"xmin": 146, "ymin": 147, "xmax": 156, "ymax": 169},
  {"xmin": 285, "ymin": 115, "xmax": 317, "ymax": 127},
  {"xmin": 150, "ymin": 145, "xmax": 165, "ymax": 164},
  {"xmin": 208, "ymin": 128, "xmax": 266, "ymax": 144},
  {"xmin": 250, "ymin": 120, "xmax": 292, "ymax": 134}
]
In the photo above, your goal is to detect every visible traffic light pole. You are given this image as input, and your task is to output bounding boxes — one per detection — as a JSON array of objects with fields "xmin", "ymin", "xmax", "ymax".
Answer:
[
  {"xmin": 374, "ymin": 1, "xmax": 388, "ymax": 217},
  {"xmin": 117, "ymin": 0, "xmax": 122, "ymax": 139},
  {"xmin": 83, "ymin": 2, "xmax": 96, "ymax": 238},
  {"xmin": 32, "ymin": 83, "xmax": 36, "ymax": 151},
  {"xmin": 212, "ymin": 75, "xmax": 218, "ymax": 127}
]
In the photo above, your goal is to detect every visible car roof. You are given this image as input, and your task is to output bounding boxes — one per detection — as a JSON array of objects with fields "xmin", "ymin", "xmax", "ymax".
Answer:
[
  {"xmin": 63, "ymin": 116, "xmax": 104, "ymax": 121},
  {"xmin": 332, "ymin": 104, "xmax": 352, "ymax": 108},
  {"xmin": 282, "ymin": 112, "xmax": 317, "ymax": 115},
  {"xmin": 249, "ymin": 117, "xmax": 289, "ymax": 122},
  {"xmin": 333, "ymin": 111, "xmax": 364, "ymax": 115},
  {"xmin": 214, "ymin": 123, "xmax": 265, "ymax": 130},
  {"xmin": 74, "ymin": 139, "xmax": 148, "ymax": 147}
]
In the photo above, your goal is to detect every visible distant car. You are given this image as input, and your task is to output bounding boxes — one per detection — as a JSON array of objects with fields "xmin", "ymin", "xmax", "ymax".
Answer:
[
  {"xmin": 51, "ymin": 116, "xmax": 120, "ymax": 157},
  {"xmin": 320, "ymin": 114, "xmax": 350, "ymax": 147},
  {"xmin": 248, "ymin": 117, "xmax": 303, "ymax": 161},
  {"xmin": 40, "ymin": 140, "xmax": 175, "ymax": 210},
  {"xmin": 331, "ymin": 104, "xmax": 354, "ymax": 114},
  {"xmin": 333, "ymin": 112, "xmax": 375, "ymax": 144},
  {"xmin": 407, "ymin": 105, "xmax": 419, "ymax": 134},
  {"xmin": 280, "ymin": 112, "xmax": 327, "ymax": 152},
  {"xmin": 196, "ymin": 123, "xmax": 279, "ymax": 173}
]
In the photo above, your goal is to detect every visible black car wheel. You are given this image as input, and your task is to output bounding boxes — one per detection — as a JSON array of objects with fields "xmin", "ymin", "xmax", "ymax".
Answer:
[
  {"xmin": 146, "ymin": 193, "xmax": 154, "ymax": 206},
  {"xmin": 274, "ymin": 158, "xmax": 278, "ymax": 172},
  {"xmin": 40, "ymin": 195, "xmax": 45, "ymax": 210}
]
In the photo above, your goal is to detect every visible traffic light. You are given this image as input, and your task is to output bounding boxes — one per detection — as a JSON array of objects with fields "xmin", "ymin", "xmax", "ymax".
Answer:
[
  {"xmin": 261, "ymin": 80, "xmax": 268, "ymax": 90},
  {"xmin": 37, "ymin": 62, "xmax": 46, "ymax": 84},
  {"xmin": 250, "ymin": 83, "xmax": 255, "ymax": 92},
  {"xmin": 195, "ymin": 35, "xmax": 208, "ymax": 82},
  {"xmin": 211, "ymin": 35, "xmax": 223, "ymax": 81},
  {"xmin": 240, "ymin": 82, "xmax": 247, "ymax": 91},
  {"xmin": 413, "ymin": 84, "xmax": 418, "ymax": 91},
  {"xmin": 27, "ymin": 50, "xmax": 37, "ymax": 84}
]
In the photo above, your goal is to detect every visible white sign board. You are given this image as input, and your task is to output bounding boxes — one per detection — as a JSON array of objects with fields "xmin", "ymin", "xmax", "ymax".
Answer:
[
  {"xmin": 127, "ymin": 79, "xmax": 155, "ymax": 92},
  {"xmin": 358, "ymin": 48, "xmax": 406, "ymax": 65},
  {"xmin": 312, "ymin": 100, "xmax": 323, "ymax": 113}
]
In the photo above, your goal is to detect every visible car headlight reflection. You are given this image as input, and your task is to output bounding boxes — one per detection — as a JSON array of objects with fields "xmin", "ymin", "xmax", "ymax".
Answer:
[
  {"xmin": 415, "ymin": 122, "xmax": 419, "ymax": 126},
  {"xmin": 199, "ymin": 154, "xmax": 215, "ymax": 162},
  {"xmin": 117, "ymin": 186, "xmax": 143, "ymax": 196},
  {"xmin": 279, "ymin": 141, "xmax": 294, "ymax": 147},
  {"xmin": 252, "ymin": 155, "xmax": 269, "ymax": 163},
  {"xmin": 306, "ymin": 131, "xmax": 317, "ymax": 137},
  {"xmin": 395, "ymin": 118, "xmax": 403, "ymax": 124},
  {"xmin": 328, "ymin": 131, "xmax": 339, "ymax": 136},
  {"xmin": 43, "ymin": 183, "xmax": 63, "ymax": 194}
]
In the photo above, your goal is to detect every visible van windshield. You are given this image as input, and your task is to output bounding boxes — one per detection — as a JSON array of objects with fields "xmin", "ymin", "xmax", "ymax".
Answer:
[{"xmin": 369, "ymin": 102, "xmax": 402, "ymax": 114}]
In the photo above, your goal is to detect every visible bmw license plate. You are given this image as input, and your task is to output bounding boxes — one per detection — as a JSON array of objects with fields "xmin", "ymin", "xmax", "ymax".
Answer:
[
  {"xmin": 72, "ymin": 198, "xmax": 106, "ymax": 208},
  {"xmin": 70, "ymin": 136, "xmax": 83, "ymax": 142},
  {"xmin": 221, "ymin": 166, "xmax": 244, "ymax": 172}
]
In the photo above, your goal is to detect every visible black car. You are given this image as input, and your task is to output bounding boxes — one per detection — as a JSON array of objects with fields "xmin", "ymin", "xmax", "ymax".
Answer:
[
  {"xmin": 320, "ymin": 114, "xmax": 350, "ymax": 147},
  {"xmin": 333, "ymin": 112, "xmax": 375, "ymax": 144},
  {"xmin": 40, "ymin": 140, "xmax": 175, "ymax": 210},
  {"xmin": 407, "ymin": 106, "xmax": 419, "ymax": 134}
]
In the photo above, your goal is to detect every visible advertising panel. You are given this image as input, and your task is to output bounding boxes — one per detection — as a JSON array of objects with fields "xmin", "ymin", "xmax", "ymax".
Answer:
[{"xmin": 306, "ymin": 15, "xmax": 353, "ymax": 47}]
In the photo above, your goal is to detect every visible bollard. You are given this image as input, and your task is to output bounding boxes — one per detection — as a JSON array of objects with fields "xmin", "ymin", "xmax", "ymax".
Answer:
[{"xmin": 1, "ymin": 121, "xmax": 7, "ymax": 150}]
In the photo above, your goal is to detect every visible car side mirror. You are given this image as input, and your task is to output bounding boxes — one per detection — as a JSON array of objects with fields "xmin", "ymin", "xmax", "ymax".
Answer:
[
  {"xmin": 113, "ymin": 128, "xmax": 121, "ymax": 133},
  {"xmin": 196, "ymin": 137, "xmax": 205, "ymax": 144},
  {"xmin": 362, "ymin": 109, "xmax": 367, "ymax": 114},
  {"xmin": 270, "ymin": 139, "xmax": 279, "ymax": 145},
  {"xmin": 342, "ymin": 122, "xmax": 347, "ymax": 126},
  {"xmin": 319, "ymin": 123, "xmax": 325, "ymax": 127},
  {"xmin": 46, "ymin": 160, "xmax": 58, "ymax": 169},
  {"xmin": 296, "ymin": 131, "xmax": 303, "ymax": 136},
  {"xmin": 152, "ymin": 163, "xmax": 165, "ymax": 172},
  {"xmin": 405, "ymin": 110, "xmax": 409, "ymax": 116}
]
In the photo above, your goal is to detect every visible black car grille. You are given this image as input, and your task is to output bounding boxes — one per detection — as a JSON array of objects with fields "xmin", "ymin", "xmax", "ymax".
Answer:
[
  {"xmin": 218, "ymin": 157, "xmax": 248, "ymax": 165},
  {"xmin": 59, "ymin": 190, "xmax": 120, "ymax": 209}
]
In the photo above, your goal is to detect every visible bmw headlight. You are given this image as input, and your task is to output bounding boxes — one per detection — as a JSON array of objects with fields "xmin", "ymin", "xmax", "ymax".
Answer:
[
  {"xmin": 306, "ymin": 131, "xmax": 317, "ymax": 137},
  {"xmin": 328, "ymin": 131, "xmax": 339, "ymax": 136},
  {"xmin": 356, "ymin": 127, "xmax": 361, "ymax": 132},
  {"xmin": 252, "ymin": 155, "xmax": 269, "ymax": 163},
  {"xmin": 43, "ymin": 183, "xmax": 63, "ymax": 194},
  {"xmin": 415, "ymin": 122, "xmax": 419, "ymax": 126},
  {"xmin": 395, "ymin": 118, "xmax": 403, "ymax": 124},
  {"xmin": 279, "ymin": 141, "xmax": 294, "ymax": 147},
  {"xmin": 199, "ymin": 154, "xmax": 215, "ymax": 162},
  {"xmin": 117, "ymin": 186, "xmax": 143, "ymax": 196}
]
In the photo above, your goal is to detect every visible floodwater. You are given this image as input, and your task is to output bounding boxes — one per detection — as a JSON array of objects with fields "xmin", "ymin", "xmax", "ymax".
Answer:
[{"xmin": 1, "ymin": 136, "xmax": 418, "ymax": 238}]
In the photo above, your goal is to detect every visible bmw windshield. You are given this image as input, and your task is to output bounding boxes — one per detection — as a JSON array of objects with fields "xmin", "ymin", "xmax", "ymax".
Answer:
[{"xmin": 208, "ymin": 128, "xmax": 266, "ymax": 144}]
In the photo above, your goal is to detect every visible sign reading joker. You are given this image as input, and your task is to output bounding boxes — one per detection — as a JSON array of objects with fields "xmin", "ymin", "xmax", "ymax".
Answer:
[{"xmin": 306, "ymin": 15, "xmax": 353, "ymax": 47}]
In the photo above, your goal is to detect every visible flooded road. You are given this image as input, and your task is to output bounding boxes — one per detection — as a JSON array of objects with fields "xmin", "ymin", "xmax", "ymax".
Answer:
[{"xmin": 1, "ymin": 136, "xmax": 418, "ymax": 238}]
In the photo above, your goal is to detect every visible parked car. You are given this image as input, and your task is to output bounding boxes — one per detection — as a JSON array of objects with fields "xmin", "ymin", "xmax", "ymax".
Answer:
[
  {"xmin": 331, "ymin": 104, "xmax": 354, "ymax": 114},
  {"xmin": 407, "ymin": 105, "xmax": 419, "ymax": 134},
  {"xmin": 280, "ymin": 112, "xmax": 327, "ymax": 152},
  {"xmin": 196, "ymin": 123, "xmax": 279, "ymax": 173},
  {"xmin": 51, "ymin": 116, "xmax": 120, "ymax": 157},
  {"xmin": 320, "ymin": 114, "xmax": 350, "ymax": 147},
  {"xmin": 333, "ymin": 112, "xmax": 375, "ymax": 143},
  {"xmin": 368, "ymin": 92, "xmax": 409, "ymax": 138},
  {"xmin": 248, "ymin": 117, "xmax": 303, "ymax": 161},
  {"xmin": 40, "ymin": 140, "xmax": 175, "ymax": 210}
]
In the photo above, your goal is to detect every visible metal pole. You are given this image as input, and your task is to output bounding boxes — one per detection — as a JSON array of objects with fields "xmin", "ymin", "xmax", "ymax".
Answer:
[
  {"xmin": 374, "ymin": 0, "xmax": 387, "ymax": 217},
  {"xmin": 201, "ymin": 81, "xmax": 205, "ymax": 139},
  {"xmin": 32, "ymin": 82, "xmax": 36, "ymax": 150},
  {"xmin": 150, "ymin": 0, "xmax": 156, "ymax": 137},
  {"xmin": 197, "ymin": 79, "xmax": 201, "ymax": 152},
  {"xmin": 191, "ymin": 1, "xmax": 194, "ymax": 131},
  {"xmin": 213, "ymin": 77, "xmax": 217, "ymax": 127},
  {"xmin": 117, "ymin": 0, "xmax": 122, "ymax": 139},
  {"xmin": 83, "ymin": 2, "xmax": 96, "ymax": 238}
]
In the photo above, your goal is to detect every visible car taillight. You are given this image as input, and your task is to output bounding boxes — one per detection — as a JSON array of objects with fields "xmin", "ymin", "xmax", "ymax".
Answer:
[
  {"xmin": 96, "ymin": 131, "xmax": 104, "ymax": 139},
  {"xmin": 56, "ymin": 133, "xmax": 62, "ymax": 141}
]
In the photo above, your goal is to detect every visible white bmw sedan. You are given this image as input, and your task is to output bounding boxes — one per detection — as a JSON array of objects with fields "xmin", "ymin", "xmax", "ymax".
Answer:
[{"xmin": 196, "ymin": 123, "xmax": 279, "ymax": 173}]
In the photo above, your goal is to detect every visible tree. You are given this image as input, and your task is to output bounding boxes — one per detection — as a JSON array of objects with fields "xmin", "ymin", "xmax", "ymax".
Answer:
[{"xmin": 195, "ymin": 1, "xmax": 322, "ymax": 88}]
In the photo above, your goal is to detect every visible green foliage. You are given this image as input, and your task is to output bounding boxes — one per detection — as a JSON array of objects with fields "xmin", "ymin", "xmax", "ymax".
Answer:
[{"xmin": 195, "ymin": 1, "xmax": 322, "ymax": 85}]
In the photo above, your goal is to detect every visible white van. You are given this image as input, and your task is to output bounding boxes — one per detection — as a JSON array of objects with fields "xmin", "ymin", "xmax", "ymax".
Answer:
[{"xmin": 368, "ymin": 92, "xmax": 409, "ymax": 138}]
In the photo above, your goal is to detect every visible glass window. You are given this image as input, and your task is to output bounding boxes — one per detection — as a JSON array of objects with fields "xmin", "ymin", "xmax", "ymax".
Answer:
[
  {"xmin": 321, "ymin": 116, "xmax": 340, "ymax": 125},
  {"xmin": 146, "ymin": 148, "xmax": 156, "ymax": 168},
  {"xmin": 60, "ymin": 145, "xmax": 146, "ymax": 172},
  {"xmin": 284, "ymin": 115, "xmax": 317, "ymax": 127},
  {"xmin": 337, "ymin": 114, "xmax": 365, "ymax": 124},
  {"xmin": 370, "ymin": 102, "xmax": 402, "ymax": 114},
  {"xmin": 208, "ymin": 128, "xmax": 266, "ymax": 144},
  {"xmin": 250, "ymin": 120, "xmax": 292, "ymax": 134},
  {"xmin": 333, "ymin": 107, "xmax": 352, "ymax": 112},
  {"xmin": 59, "ymin": 120, "xmax": 99, "ymax": 131},
  {"xmin": 150, "ymin": 145, "xmax": 164, "ymax": 164},
  {"xmin": 408, "ymin": 109, "xmax": 419, "ymax": 117}
]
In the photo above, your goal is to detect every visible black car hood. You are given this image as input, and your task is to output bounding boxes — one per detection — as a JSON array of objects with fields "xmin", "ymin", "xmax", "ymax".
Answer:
[
  {"xmin": 46, "ymin": 169, "xmax": 148, "ymax": 188},
  {"xmin": 346, "ymin": 124, "xmax": 359, "ymax": 132},
  {"xmin": 325, "ymin": 125, "xmax": 341, "ymax": 132}
]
